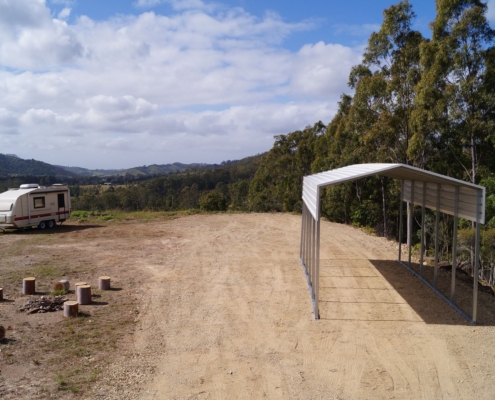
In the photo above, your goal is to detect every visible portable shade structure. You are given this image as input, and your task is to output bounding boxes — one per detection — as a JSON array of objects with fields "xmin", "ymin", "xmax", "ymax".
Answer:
[{"xmin": 300, "ymin": 163, "xmax": 485, "ymax": 324}]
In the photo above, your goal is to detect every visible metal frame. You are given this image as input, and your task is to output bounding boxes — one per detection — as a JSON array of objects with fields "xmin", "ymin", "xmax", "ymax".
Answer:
[
  {"xmin": 300, "ymin": 163, "xmax": 486, "ymax": 325},
  {"xmin": 300, "ymin": 201, "xmax": 320, "ymax": 319},
  {"xmin": 397, "ymin": 184, "xmax": 483, "ymax": 324}
]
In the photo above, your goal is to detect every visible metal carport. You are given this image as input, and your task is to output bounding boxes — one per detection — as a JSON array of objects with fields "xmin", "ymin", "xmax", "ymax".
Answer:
[{"xmin": 300, "ymin": 163, "xmax": 486, "ymax": 324}]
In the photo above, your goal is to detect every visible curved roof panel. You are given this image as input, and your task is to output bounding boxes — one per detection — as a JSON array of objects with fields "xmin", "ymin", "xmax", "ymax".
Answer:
[{"xmin": 303, "ymin": 163, "xmax": 485, "ymax": 223}]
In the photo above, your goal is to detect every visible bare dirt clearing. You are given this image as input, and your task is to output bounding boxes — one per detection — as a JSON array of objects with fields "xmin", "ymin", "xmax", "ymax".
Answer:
[{"xmin": 1, "ymin": 213, "xmax": 495, "ymax": 399}]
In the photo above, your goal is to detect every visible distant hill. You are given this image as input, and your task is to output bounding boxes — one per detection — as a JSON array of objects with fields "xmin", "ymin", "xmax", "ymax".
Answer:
[
  {"xmin": 1, "ymin": 153, "xmax": 265, "ymax": 179},
  {"xmin": 57, "ymin": 162, "xmax": 202, "ymax": 177},
  {"xmin": 116, "ymin": 162, "xmax": 202, "ymax": 177},
  {"xmin": 0, "ymin": 154, "xmax": 78, "ymax": 177},
  {"xmin": 56, "ymin": 166, "xmax": 125, "ymax": 177}
]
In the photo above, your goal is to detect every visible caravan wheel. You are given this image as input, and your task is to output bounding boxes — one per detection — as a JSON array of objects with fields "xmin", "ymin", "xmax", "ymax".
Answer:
[
  {"xmin": 38, "ymin": 221, "xmax": 46, "ymax": 230},
  {"xmin": 48, "ymin": 220, "xmax": 55, "ymax": 229}
]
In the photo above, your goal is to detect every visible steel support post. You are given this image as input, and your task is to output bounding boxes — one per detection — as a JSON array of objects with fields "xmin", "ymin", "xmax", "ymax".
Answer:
[
  {"xmin": 434, "ymin": 184, "xmax": 441, "ymax": 287},
  {"xmin": 311, "ymin": 215, "xmax": 315, "ymax": 288},
  {"xmin": 408, "ymin": 181, "xmax": 415, "ymax": 269},
  {"xmin": 308, "ymin": 214, "xmax": 312, "ymax": 284},
  {"xmin": 451, "ymin": 187, "xmax": 459, "ymax": 302},
  {"xmin": 420, "ymin": 182, "xmax": 426, "ymax": 277},
  {"xmin": 300, "ymin": 204, "xmax": 304, "ymax": 261},
  {"xmin": 398, "ymin": 180, "xmax": 404, "ymax": 262},
  {"xmin": 300, "ymin": 203, "xmax": 305, "ymax": 261},
  {"xmin": 304, "ymin": 209, "xmax": 308, "ymax": 266},
  {"xmin": 473, "ymin": 189, "xmax": 481, "ymax": 324},
  {"xmin": 301, "ymin": 206, "xmax": 305, "ymax": 265},
  {"xmin": 315, "ymin": 217, "xmax": 321, "ymax": 319},
  {"xmin": 312, "ymin": 215, "xmax": 316, "ymax": 296}
]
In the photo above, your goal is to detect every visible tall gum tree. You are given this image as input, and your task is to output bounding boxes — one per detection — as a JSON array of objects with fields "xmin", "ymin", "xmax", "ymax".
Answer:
[
  {"xmin": 416, "ymin": 0, "xmax": 495, "ymax": 184},
  {"xmin": 347, "ymin": 1, "xmax": 424, "ymax": 237}
]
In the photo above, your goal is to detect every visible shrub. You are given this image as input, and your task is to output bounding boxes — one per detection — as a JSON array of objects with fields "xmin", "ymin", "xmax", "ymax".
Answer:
[{"xmin": 199, "ymin": 191, "xmax": 227, "ymax": 212}]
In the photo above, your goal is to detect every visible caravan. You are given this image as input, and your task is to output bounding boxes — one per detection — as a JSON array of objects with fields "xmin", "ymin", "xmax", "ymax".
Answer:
[{"xmin": 0, "ymin": 184, "xmax": 71, "ymax": 230}]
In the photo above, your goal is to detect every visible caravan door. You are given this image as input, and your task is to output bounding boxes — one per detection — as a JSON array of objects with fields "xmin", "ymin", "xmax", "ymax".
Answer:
[{"xmin": 57, "ymin": 193, "xmax": 66, "ymax": 222}]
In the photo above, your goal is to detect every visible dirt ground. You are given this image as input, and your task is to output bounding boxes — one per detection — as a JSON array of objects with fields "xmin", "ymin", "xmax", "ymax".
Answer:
[{"xmin": 1, "ymin": 213, "xmax": 495, "ymax": 399}]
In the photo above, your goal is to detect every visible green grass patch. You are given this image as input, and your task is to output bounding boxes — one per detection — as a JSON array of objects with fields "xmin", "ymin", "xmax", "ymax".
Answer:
[
  {"xmin": 70, "ymin": 209, "xmax": 201, "ymax": 224},
  {"xmin": 51, "ymin": 289, "xmax": 68, "ymax": 296}
]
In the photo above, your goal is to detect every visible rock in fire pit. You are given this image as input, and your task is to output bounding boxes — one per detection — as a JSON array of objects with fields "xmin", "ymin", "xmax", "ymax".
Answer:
[{"xmin": 19, "ymin": 296, "xmax": 68, "ymax": 314}]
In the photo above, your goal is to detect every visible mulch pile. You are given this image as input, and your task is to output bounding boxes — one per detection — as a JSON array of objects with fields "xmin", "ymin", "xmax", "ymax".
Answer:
[{"xmin": 19, "ymin": 296, "xmax": 68, "ymax": 314}]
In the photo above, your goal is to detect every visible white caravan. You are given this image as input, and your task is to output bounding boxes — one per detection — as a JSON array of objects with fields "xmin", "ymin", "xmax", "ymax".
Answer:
[{"xmin": 0, "ymin": 184, "xmax": 71, "ymax": 230}]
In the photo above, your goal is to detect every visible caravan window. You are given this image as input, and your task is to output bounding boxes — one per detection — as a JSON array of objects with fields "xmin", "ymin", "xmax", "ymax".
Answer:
[
  {"xmin": 0, "ymin": 201, "xmax": 13, "ymax": 212},
  {"xmin": 33, "ymin": 197, "xmax": 45, "ymax": 209}
]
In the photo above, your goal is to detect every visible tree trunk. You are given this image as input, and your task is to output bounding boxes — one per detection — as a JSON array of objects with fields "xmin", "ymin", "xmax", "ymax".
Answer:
[
  {"xmin": 99, "ymin": 276, "xmax": 111, "ymax": 290},
  {"xmin": 23, "ymin": 277, "xmax": 36, "ymax": 295},
  {"xmin": 64, "ymin": 301, "xmax": 79, "ymax": 318},
  {"xmin": 77, "ymin": 285, "xmax": 92, "ymax": 305}
]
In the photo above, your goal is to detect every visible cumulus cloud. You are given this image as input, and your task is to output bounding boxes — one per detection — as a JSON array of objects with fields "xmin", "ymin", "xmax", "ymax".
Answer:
[
  {"xmin": 290, "ymin": 42, "xmax": 360, "ymax": 98},
  {"xmin": 0, "ymin": 0, "xmax": 83, "ymax": 69},
  {"xmin": 0, "ymin": 0, "xmax": 360, "ymax": 168},
  {"xmin": 58, "ymin": 7, "xmax": 71, "ymax": 20}
]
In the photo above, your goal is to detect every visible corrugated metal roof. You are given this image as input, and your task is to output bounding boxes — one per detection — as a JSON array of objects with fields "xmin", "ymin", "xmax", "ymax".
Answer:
[{"xmin": 303, "ymin": 163, "xmax": 485, "ymax": 223}]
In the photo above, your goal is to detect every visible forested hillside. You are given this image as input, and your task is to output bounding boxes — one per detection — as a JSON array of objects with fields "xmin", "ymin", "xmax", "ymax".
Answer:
[
  {"xmin": 69, "ymin": 155, "xmax": 262, "ymax": 212},
  {"xmin": 57, "ymin": 162, "xmax": 205, "ymax": 177},
  {"xmin": 0, "ymin": 154, "xmax": 77, "ymax": 177}
]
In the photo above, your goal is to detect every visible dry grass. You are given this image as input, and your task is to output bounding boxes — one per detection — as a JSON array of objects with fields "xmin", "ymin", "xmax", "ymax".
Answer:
[{"xmin": 0, "ymin": 213, "xmax": 155, "ymax": 398}]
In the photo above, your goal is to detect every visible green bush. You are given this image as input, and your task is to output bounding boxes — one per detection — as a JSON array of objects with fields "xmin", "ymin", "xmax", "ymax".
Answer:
[{"xmin": 199, "ymin": 191, "xmax": 227, "ymax": 212}]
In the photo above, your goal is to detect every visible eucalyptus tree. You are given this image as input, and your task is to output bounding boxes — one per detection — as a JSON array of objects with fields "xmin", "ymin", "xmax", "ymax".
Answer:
[
  {"xmin": 345, "ymin": 1, "xmax": 424, "ymax": 236},
  {"xmin": 416, "ymin": 0, "xmax": 495, "ymax": 184},
  {"xmin": 348, "ymin": 0, "xmax": 424, "ymax": 166},
  {"xmin": 248, "ymin": 122, "xmax": 326, "ymax": 213}
]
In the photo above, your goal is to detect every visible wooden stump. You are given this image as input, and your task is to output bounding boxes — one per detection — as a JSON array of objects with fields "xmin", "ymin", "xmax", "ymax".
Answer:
[
  {"xmin": 0, "ymin": 326, "xmax": 5, "ymax": 341},
  {"xmin": 75, "ymin": 281, "xmax": 88, "ymax": 288},
  {"xmin": 77, "ymin": 285, "xmax": 92, "ymax": 305},
  {"xmin": 23, "ymin": 277, "xmax": 36, "ymax": 295},
  {"xmin": 53, "ymin": 282, "xmax": 65, "ymax": 292},
  {"xmin": 99, "ymin": 276, "xmax": 111, "ymax": 290},
  {"xmin": 59, "ymin": 279, "xmax": 70, "ymax": 291},
  {"xmin": 63, "ymin": 301, "xmax": 78, "ymax": 317},
  {"xmin": 0, "ymin": 287, "xmax": 3, "ymax": 301}
]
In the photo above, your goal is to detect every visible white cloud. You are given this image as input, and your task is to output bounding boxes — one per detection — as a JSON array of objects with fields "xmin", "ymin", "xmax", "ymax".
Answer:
[
  {"xmin": 290, "ymin": 41, "xmax": 361, "ymax": 98},
  {"xmin": 0, "ymin": 0, "xmax": 360, "ymax": 168},
  {"xmin": 58, "ymin": 7, "xmax": 71, "ymax": 20},
  {"xmin": 0, "ymin": 0, "xmax": 83, "ymax": 69}
]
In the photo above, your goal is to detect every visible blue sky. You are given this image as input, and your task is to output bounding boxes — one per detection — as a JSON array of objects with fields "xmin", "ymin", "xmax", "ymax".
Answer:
[
  {"xmin": 0, "ymin": 0, "xmax": 491, "ymax": 168},
  {"xmin": 52, "ymin": 0, "xmax": 437, "ymax": 49}
]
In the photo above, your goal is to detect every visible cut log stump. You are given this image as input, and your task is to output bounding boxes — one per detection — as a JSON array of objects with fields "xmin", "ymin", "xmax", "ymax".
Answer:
[
  {"xmin": 77, "ymin": 285, "xmax": 92, "ymax": 305},
  {"xmin": 75, "ymin": 282, "xmax": 88, "ymax": 288},
  {"xmin": 99, "ymin": 276, "xmax": 111, "ymax": 290},
  {"xmin": 64, "ymin": 301, "xmax": 78, "ymax": 317},
  {"xmin": 59, "ymin": 279, "xmax": 70, "ymax": 291},
  {"xmin": 23, "ymin": 277, "xmax": 36, "ymax": 295},
  {"xmin": 0, "ymin": 325, "xmax": 5, "ymax": 341},
  {"xmin": 53, "ymin": 282, "xmax": 65, "ymax": 292}
]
